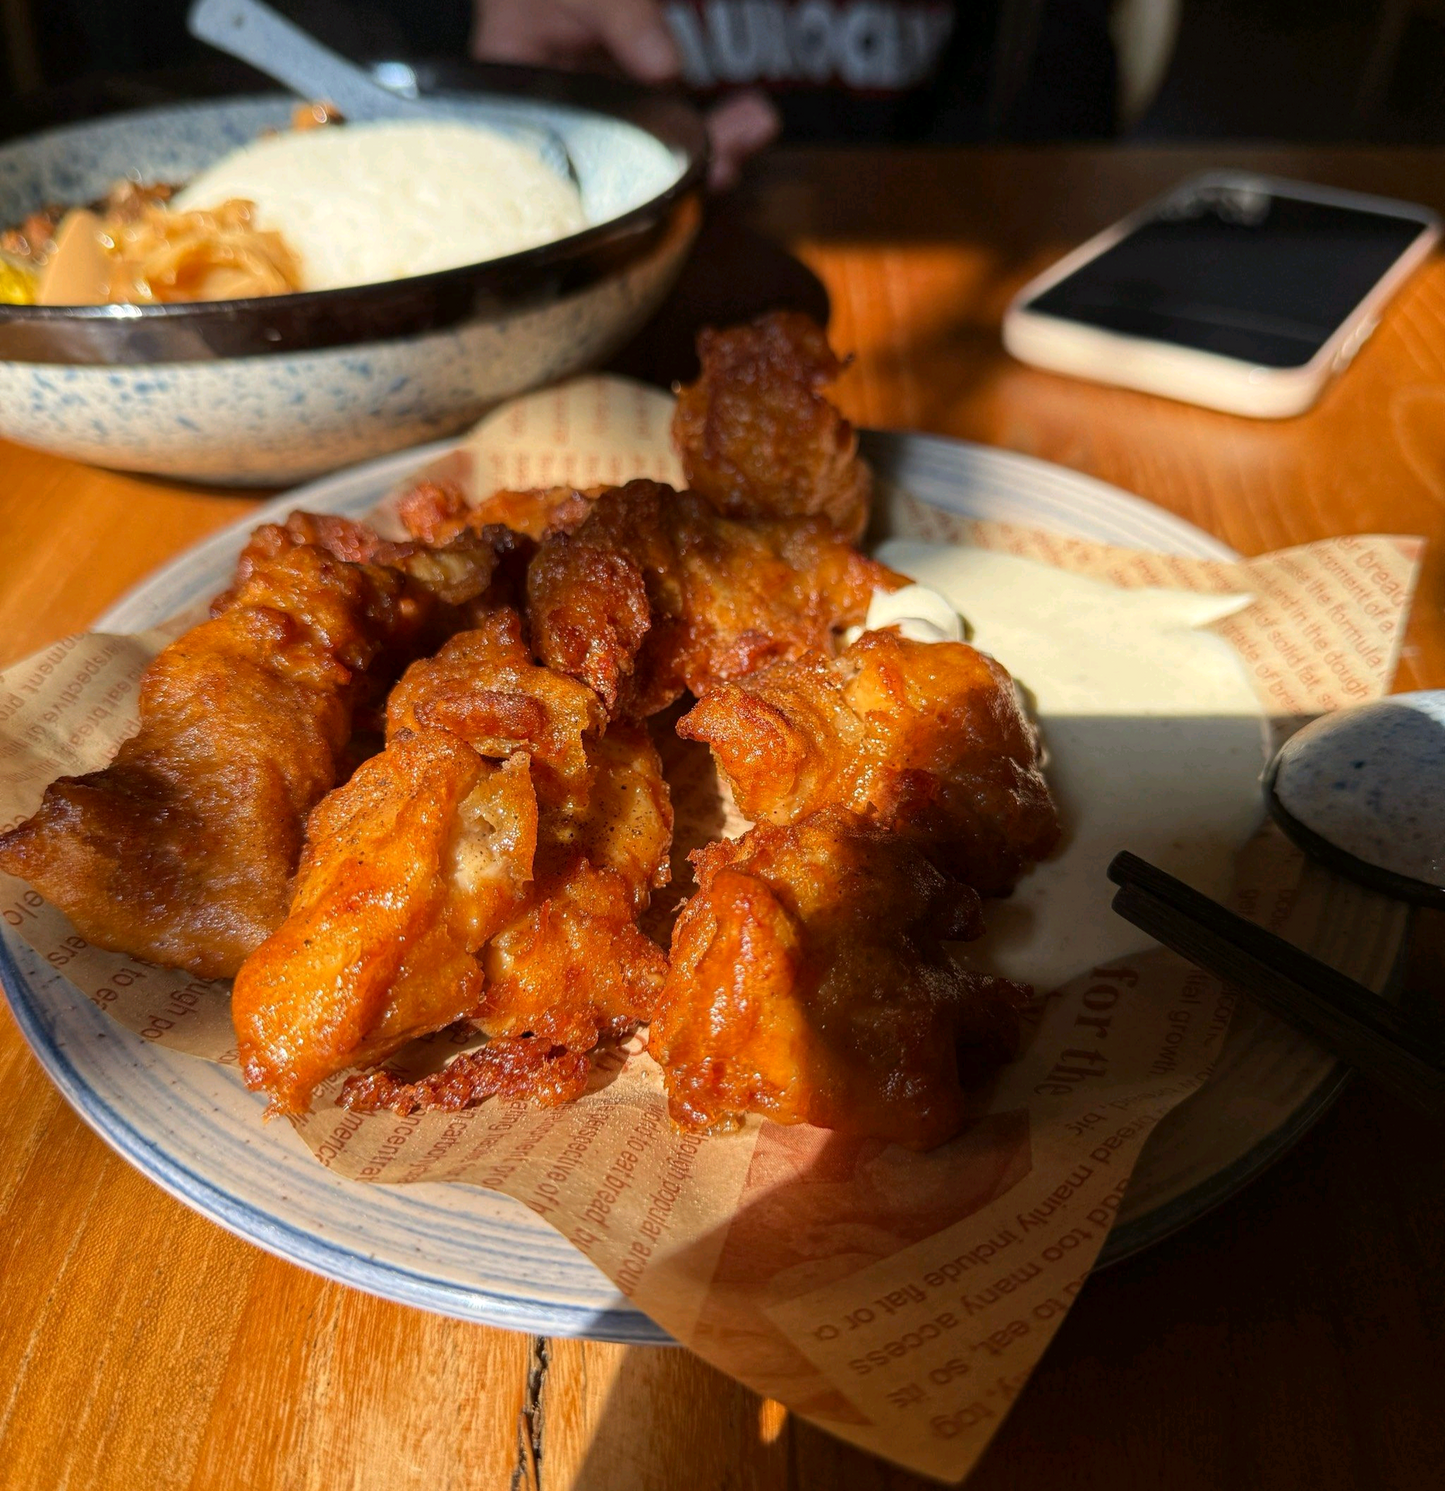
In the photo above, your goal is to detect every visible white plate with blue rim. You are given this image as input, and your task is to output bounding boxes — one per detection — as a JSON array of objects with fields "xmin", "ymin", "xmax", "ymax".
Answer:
[{"xmin": 0, "ymin": 430, "xmax": 1396, "ymax": 1342}]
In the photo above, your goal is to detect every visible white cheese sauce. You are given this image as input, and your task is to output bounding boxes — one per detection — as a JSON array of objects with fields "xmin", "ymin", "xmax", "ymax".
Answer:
[
  {"xmin": 874, "ymin": 541, "xmax": 1268, "ymax": 993},
  {"xmin": 856, "ymin": 583, "xmax": 965, "ymax": 644},
  {"xmin": 174, "ymin": 121, "xmax": 586, "ymax": 292}
]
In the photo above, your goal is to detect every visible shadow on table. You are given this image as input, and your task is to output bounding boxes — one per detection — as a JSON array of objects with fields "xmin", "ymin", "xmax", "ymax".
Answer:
[
  {"xmin": 565, "ymin": 1110, "xmax": 1031, "ymax": 1490},
  {"xmin": 563, "ymin": 1075, "xmax": 1445, "ymax": 1491},
  {"xmin": 609, "ymin": 192, "xmax": 1025, "ymax": 439},
  {"xmin": 608, "ymin": 206, "xmax": 832, "ymax": 389}
]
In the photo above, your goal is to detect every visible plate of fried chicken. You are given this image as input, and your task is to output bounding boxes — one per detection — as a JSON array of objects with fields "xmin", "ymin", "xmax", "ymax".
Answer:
[{"xmin": 0, "ymin": 314, "xmax": 1344, "ymax": 1339}]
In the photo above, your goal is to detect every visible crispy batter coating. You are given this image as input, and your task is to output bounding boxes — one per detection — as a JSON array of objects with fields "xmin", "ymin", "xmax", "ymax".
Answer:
[
  {"xmin": 342, "ymin": 723, "xmax": 673, "ymax": 1116},
  {"xmin": 232, "ymin": 508, "xmax": 392, "ymax": 568},
  {"xmin": 655, "ymin": 629, "xmax": 1058, "ymax": 1147},
  {"xmin": 394, "ymin": 479, "xmax": 472, "ymax": 543},
  {"xmin": 0, "ymin": 533, "xmax": 494, "ymax": 979},
  {"xmin": 650, "ymin": 808, "xmax": 1030, "ymax": 1150},
  {"xmin": 397, "ymin": 478, "xmax": 600, "ymax": 545},
  {"xmin": 232, "ymin": 596, "xmax": 671, "ymax": 1113},
  {"xmin": 236, "ymin": 607, "xmax": 598, "ymax": 1110},
  {"xmin": 340, "ymin": 1033, "xmax": 593, "ymax": 1114},
  {"xmin": 230, "ymin": 506, "xmax": 521, "ymax": 612},
  {"xmin": 527, "ymin": 480, "xmax": 903, "ymax": 716},
  {"xmin": 673, "ymin": 311, "xmax": 872, "ymax": 540},
  {"xmin": 387, "ymin": 609, "xmax": 604, "ymax": 811},
  {"xmin": 233, "ymin": 733, "xmax": 538, "ymax": 1113},
  {"xmin": 678, "ymin": 628, "xmax": 1059, "ymax": 896},
  {"xmin": 479, "ymin": 723, "xmax": 672, "ymax": 1022}
]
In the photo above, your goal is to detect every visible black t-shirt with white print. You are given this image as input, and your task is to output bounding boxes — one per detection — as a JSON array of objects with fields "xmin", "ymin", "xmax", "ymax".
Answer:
[
  {"xmin": 661, "ymin": 0, "xmax": 1116, "ymax": 141},
  {"xmin": 6, "ymin": 0, "xmax": 1116, "ymax": 145}
]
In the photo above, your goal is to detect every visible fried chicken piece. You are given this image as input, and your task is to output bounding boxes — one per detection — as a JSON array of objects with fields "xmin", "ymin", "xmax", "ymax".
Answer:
[
  {"xmin": 225, "ymin": 510, "xmax": 527, "ymax": 745},
  {"xmin": 525, "ymin": 484, "xmax": 663, "ymax": 715},
  {"xmin": 235, "ymin": 606, "xmax": 611, "ymax": 1109},
  {"xmin": 396, "ymin": 311, "xmax": 868, "ymax": 555},
  {"xmin": 233, "ymin": 734, "xmax": 538, "ymax": 1113},
  {"xmin": 233, "ymin": 598, "xmax": 671, "ymax": 1113},
  {"xmin": 386, "ymin": 609, "xmax": 604, "ymax": 811},
  {"xmin": 393, "ymin": 479, "xmax": 472, "ymax": 543},
  {"xmin": 233, "ymin": 508, "xmax": 390, "ymax": 567},
  {"xmin": 233, "ymin": 605, "xmax": 600, "ymax": 1110},
  {"xmin": 650, "ymin": 808, "xmax": 1030, "ymax": 1150},
  {"xmin": 477, "ymin": 723, "xmax": 672, "ymax": 1030},
  {"xmin": 672, "ymin": 311, "xmax": 872, "ymax": 540},
  {"xmin": 229, "ymin": 507, "xmax": 521, "ymax": 610},
  {"xmin": 477, "ymin": 487, "xmax": 599, "ymax": 540},
  {"xmin": 527, "ymin": 480, "xmax": 903, "ymax": 716},
  {"xmin": 341, "ymin": 723, "xmax": 672, "ymax": 1116},
  {"xmin": 0, "ymin": 535, "xmax": 492, "ymax": 979},
  {"xmin": 681, "ymin": 649, "xmax": 863, "ymax": 821},
  {"xmin": 398, "ymin": 478, "xmax": 601, "ymax": 545},
  {"xmin": 678, "ymin": 627, "xmax": 1059, "ymax": 896},
  {"xmin": 655, "ymin": 629, "xmax": 1057, "ymax": 1146},
  {"xmin": 340, "ymin": 1033, "xmax": 592, "ymax": 1115}
]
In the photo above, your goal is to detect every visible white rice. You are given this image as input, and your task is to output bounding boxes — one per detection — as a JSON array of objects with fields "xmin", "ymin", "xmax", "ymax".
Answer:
[{"xmin": 173, "ymin": 120, "xmax": 587, "ymax": 291}]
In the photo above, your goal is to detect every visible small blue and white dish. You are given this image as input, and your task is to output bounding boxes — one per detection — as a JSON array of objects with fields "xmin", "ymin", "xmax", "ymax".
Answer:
[
  {"xmin": 1266, "ymin": 691, "xmax": 1445, "ymax": 905},
  {"xmin": 0, "ymin": 62, "xmax": 706, "ymax": 484}
]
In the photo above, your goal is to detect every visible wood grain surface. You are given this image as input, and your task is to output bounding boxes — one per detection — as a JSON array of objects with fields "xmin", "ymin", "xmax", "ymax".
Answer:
[{"xmin": 1, "ymin": 146, "xmax": 1442, "ymax": 1491}]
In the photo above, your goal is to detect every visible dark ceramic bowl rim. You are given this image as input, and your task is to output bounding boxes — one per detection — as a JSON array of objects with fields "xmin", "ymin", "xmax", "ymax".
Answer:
[{"xmin": 0, "ymin": 60, "xmax": 708, "ymax": 365}]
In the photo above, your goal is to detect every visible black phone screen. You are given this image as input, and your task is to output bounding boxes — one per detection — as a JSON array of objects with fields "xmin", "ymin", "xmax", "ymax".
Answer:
[{"xmin": 1025, "ymin": 182, "xmax": 1429, "ymax": 368}]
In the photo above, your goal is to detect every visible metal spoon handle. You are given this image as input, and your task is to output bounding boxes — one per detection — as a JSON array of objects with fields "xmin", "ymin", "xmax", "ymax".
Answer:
[
  {"xmin": 187, "ymin": 0, "xmax": 578, "ymax": 183},
  {"xmin": 1108, "ymin": 851, "xmax": 1445, "ymax": 1120},
  {"xmin": 189, "ymin": 0, "xmax": 411, "ymax": 122}
]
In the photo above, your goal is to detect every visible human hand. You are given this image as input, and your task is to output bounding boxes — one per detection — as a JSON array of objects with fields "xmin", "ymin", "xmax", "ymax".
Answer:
[
  {"xmin": 471, "ymin": 0, "xmax": 780, "ymax": 188},
  {"xmin": 702, "ymin": 89, "xmax": 780, "ymax": 190},
  {"xmin": 472, "ymin": 0, "xmax": 681, "ymax": 85}
]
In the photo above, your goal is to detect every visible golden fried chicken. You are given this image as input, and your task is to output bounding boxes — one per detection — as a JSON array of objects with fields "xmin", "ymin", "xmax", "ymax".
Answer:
[
  {"xmin": 394, "ymin": 312, "xmax": 868, "ymax": 551},
  {"xmin": 393, "ymin": 478, "xmax": 471, "ymax": 543},
  {"xmin": 338, "ymin": 1029, "xmax": 595, "ymax": 1114},
  {"xmin": 672, "ymin": 311, "xmax": 873, "ymax": 540},
  {"xmin": 386, "ymin": 610, "xmax": 604, "ymax": 810},
  {"xmin": 678, "ymin": 627, "xmax": 1060, "ymax": 896},
  {"xmin": 234, "ymin": 607, "xmax": 608, "ymax": 1109},
  {"xmin": 450, "ymin": 724, "xmax": 671, "ymax": 1071},
  {"xmin": 231, "ymin": 506, "xmax": 523, "ymax": 610},
  {"xmin": 232, "ymin": 603, "xmax": 671, "ymax": 1114},
  {"xmin": 339, "ymin": 727, "xmax": 672, "ymax": 1116},
  {"xmin": 232, "ymin": 732, "xmax": 539, "ymax": 1112},
  {"xmin": 0, "ymin": 530, "xmax": 498, "ymax": 979},
  {"xmin": 232, "ymin": 508, "xmax": 392, "ymax": 568},
  {"xmin": 526, "ymin": 480, "xmax": 903, "ymax": 717},
  {"xmin": 397, "ymin": 478, "xmax": 600, "ymax": 545},
  {"xmin": 652, "ymin": 628, "xmax": 1058, "ymax": 1147},
  {"xmin": 650, "ymin": 808, "xmax": 1031, "ymax": 1150}
]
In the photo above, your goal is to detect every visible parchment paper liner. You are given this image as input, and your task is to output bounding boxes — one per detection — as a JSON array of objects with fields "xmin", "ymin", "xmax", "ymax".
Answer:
[{"xmin": 0, "ymin": 377, "xmax": 1422, "ymax": 1482}]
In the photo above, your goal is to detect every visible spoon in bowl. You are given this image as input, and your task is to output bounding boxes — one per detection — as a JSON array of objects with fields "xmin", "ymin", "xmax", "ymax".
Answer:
[
  {"xmin": 187, "ymin": 0, "xmax": 580, "ymax": 186},
  {"xmin": 1108, "ymin": 692, "xmax": 1445, "ymax": 1119}
]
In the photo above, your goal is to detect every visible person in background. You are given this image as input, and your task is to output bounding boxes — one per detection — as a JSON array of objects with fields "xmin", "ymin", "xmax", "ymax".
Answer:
[
  {"xmin": 5, "ymin": 0, "xmax": 1116, "ymax": 184},
  {"xmin": 473, "ymin": 0, "xmax": 1118, "ymax": 185}
]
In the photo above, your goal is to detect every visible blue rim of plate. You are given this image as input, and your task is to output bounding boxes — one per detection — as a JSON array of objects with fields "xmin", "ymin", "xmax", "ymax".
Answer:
[
  {"xmin": 0, "ymin": 933, "xmax": 657, "ymax": 1338},
  {"xmin": 0, "ymin": 429, "xmax": 1349, "ymax": 1340}
]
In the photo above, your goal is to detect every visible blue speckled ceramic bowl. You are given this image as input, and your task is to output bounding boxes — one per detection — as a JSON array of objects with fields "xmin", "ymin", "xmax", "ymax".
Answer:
[{"xmin": 0, "ymin": 64, "xmax": 705, "ymax": 484}]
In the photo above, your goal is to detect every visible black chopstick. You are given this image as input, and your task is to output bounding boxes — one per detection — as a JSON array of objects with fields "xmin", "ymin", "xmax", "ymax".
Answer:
[{"xmin": 1107, "ymin": 851, "xmax": 1445, "ymax": 1121}]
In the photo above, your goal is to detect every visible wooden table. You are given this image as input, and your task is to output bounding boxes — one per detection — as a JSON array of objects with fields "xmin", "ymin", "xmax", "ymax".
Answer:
[{"xmin": 2, "ymin": 146, "xmax": 1442, "ymax": 1491}]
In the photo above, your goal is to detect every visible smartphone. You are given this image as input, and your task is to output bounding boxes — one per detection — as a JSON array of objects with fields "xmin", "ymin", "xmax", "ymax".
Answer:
[{"xmin": 1002, "ymin": 172, "xmax": 1440, "ymax": 417}]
